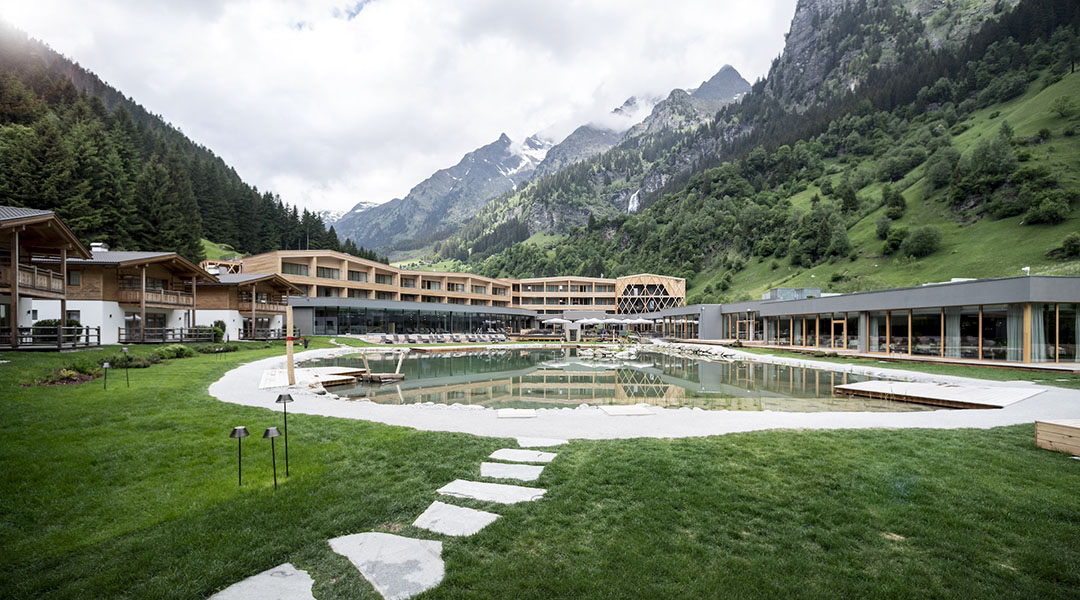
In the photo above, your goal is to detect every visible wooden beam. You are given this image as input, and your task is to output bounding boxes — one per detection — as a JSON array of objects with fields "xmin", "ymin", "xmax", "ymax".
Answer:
[
  {"xmin": 1023, "ymin": 303, "xmax": 1032, "ymax": 363},
  {"xmin": 60, "ymin": 247, "xmax": 67, "ymax": 333},
  {"xmin": 140, "ymin": 265, "xmax": 146, "ymax": 343},
  {"xmin": 11, "ymin": 230, "xmax": 19, "ymax": 348}
]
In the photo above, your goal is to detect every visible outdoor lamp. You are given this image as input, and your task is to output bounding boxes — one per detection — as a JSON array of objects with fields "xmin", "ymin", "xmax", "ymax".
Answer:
[
  {"xmin": 102, "ymin": 362, "xmax": 110, "ymax": 390},
  {"xmin": 229, "ymin": 426, "xmax": 249, "ymax": 486},
  {"xmin": 121, "ymin": 347, "xmax": 130, "ymax": 387},
  {"xmin": 275, "ymin": 394, "xmax": 294, "ymax": 476},
  {"xmin": 263, "ymin": 427, "xmax": 282, "ymax": 490}
]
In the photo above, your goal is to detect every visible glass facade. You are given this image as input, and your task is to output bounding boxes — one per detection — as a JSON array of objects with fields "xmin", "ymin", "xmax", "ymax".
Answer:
[{"xmin": 311, "ymin": 307, "xmax": 532, "ymax": 335}]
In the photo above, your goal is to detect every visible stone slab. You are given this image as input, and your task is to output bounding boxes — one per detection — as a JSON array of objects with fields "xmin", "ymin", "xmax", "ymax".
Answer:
[
  {"xmin": 437, "ymin": 479, "xmax": 546, "ymax": 504},
  {"xmin": 598, "ymin": 405, "xmax": 655, "ymax": 416},
  {"xmin": 328, "ymin": 532, "xmax": 443, "ymax": 600},
  {"xmin": 489, "ymin": 448, "xmax": 557, "ymax": 463},
  {"xmin": 412, "ymin": 501, "xmax": 500, "ymax": 536},
  {"xmin": 497, "ymin": 408, "xmax": 537, "ymax": 419},
  {"xmin": 209, "ymin": 563, "xmax": 315, "ymax": 600},
  {"xmin": 516, "ymin": 437, "xmax": 567, "ymax": 447},
  {"xmin": 481, "ymin": 462, "xmax": 544, "ymax": 482}
]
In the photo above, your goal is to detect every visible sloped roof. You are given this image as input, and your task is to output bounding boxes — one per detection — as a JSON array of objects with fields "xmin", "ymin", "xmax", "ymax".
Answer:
[
  {"xmin": 209, "ymin": 272, "xmax": 303, "ymax": 293},
  {"xmin": 66, "ymin": 251, "xmax": 176, "ymax": 265},
  {"xmin": 0, "ymin": 206, "xmax": 55, "ymax": 221}
]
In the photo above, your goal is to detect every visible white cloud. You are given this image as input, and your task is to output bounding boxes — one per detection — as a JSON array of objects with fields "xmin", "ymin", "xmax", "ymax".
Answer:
[{"xmin": 0, "ymin": 0, "xmax": 797, "ymax": 212}]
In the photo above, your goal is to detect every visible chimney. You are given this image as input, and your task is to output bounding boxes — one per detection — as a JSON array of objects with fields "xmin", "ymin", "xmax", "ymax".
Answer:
[{"xmin": 90, "ymin": 241, "xmax": 110, "ymax": 253}]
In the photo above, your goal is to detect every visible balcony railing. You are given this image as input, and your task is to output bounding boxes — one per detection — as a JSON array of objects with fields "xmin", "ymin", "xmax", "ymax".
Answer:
[
  {"xmin": 0, "ymin": 264, "xmax": 66, "ymax": 294},
  {"xmin": 118, "ymin": 288, "xmax": 194, "ymax": 307},
  {"xmin": 118, "ymin": 327, "xmax": 214, "ymax": 344},
  {"xmin": 238, "ymin": 299, "xmax": 288, "ymax": 313},
  {"xmin": 0, "ymin": 326, "xmax": 101, "ymax": 349}
]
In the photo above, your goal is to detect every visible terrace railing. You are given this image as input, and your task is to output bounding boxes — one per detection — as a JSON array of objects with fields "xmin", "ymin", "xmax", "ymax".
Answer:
[
  {"xmin": 118, "ymin": 327, "xmax": 215, "ymax": 344},
  {"xmin": 238, "ymin": 300, "xmax": 288, "ymax": 314},
  {"xmin": 0, "ymin": 265, "xmax": 66, "ymax": 294},
  {"xmin": 0, "ymin": 326, "xmax": 101, "ymax": 349}
]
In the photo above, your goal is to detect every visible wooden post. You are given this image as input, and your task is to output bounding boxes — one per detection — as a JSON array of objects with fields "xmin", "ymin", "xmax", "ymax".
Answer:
[
  {"xmin": 361, "ymin": 353, "xmax": 370, "ymax": 373},
  {"xmin": 907, "ymin": 310, "xmax": 912, "ymax": 356},
  {"xmin": 1023, "ymin": 303, "xmax": 1032, "ymax": 363},
  {"xmin": 60, "ymin": 247, "xmax": 67, "ymax": 337},
  {"xmin": 139, "ymin": 265, "xmax": 146, "ymax": 343},
  {"xmin": 10, "ymin": 230, "xmax": 18, "ymax": 348},
  {"xmin": 190, "ymin": 275, "xmax": 197, "ymax": 336},
  {"xmin": 395, "ymin": 351, "xmax": 404, "ymax": 374},
  {"xmin": 286, "ymin": 305, "xmax": 295, "ymax": 386},
  {"xmin": 978, "ymin": 305, "xmax": 983, "ymax": 361},
  {"xmin": 250, "ymin": 284, "xmax": 257, "ymax": 339}
]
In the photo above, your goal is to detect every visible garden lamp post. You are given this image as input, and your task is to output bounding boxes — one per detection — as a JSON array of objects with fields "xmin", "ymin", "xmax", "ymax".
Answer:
[
  {"xmin": 229, "ymin": 426, "xmax": 249, "ymax": 486},
  {"xmin": 275, "ymin": 393, "xmax": 293, "ymax": 476},
  {"xmin": 263, "ymin": 427, "xmax": 282, "ymax": 490},
  {"xmin": 102, "ymin": 362, "xmax": 109, "ymax": 391},
  {"xmin": 121, "ymin": 347, "xmax": 129, "ymax": 387}
]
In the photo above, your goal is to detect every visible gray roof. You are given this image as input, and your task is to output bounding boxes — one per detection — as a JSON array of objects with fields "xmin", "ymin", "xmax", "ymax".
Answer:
[
  {"xmin": 213, "ymin": 273, "xmax": 277, "ymax": 284},
  {"xmin": 0, "ymin": 206, "xmax": 55, "ymax": 222},
  {"xmin": 66, "ymin": 251, "xmax": 176, "ymax": 265}
]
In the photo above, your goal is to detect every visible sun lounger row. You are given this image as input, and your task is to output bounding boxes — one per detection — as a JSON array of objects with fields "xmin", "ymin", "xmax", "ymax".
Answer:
[{"xmin": 379, "ymin": 334, "xmax": 509, "ymax": 345}]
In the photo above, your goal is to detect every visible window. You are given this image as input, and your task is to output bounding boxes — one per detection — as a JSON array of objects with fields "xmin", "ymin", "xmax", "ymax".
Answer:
[
  {"xmin": 316, "ymin": 267, "xmax": 339, "ymax": 280},
  {"xmin": 492, "ymin": 288, "xmax": 507, "ymax": 296},
  {"xmin": 595, "ymin": 284, "xmax": 615, "ymax": 293},
  {"xmin": 472, "ymin": 285, "xmax": 487, "ymax": 295},
  {"xmin": 316, "ymin": 286, "xmax": 339, "ymax": 297},
  {"xmin": 447, "ymin": 283, "xmax": 465, "ymax": 292},
  {"xmin": 400, "ymin": 277, "xmax": 416, "ymax": 288},
  {"xmin": 545, "ymin": 284, "xmax": 566, "ymax": 293},
  {"xmin": 31, "ymin": 309, "xmax": 38, "ymax": 320},
  {"xmin": 282, "ymin": 262, "xmax": 309, "ymax": 276},
  {"xmin": 375, "ymin": 274, "xmax": 393, "ymax": 285},
  {"xmin": 421, "ymin": 280, "xmax": 442, "ymax": 291},
  {"xmin": 376, "ymin": 291, "xmax": 396, "ymax": 300},
  {"xmin": 348, "ymin": 270, "xmax": 367, "ymax": 282},
  {"xmin": 65, "ymin": 310, "xmax": 81, "ymax": 323},
  {"xmin": 67, "ymin": 271, "xmax": 81, "ymax": 286},
  {"xmin": 570, "ymin": 284, "xmax": 593, "ymax": 293},
  {"xmin": 348, "ymin": 289, "xmax": 368, "ymax": 299}
]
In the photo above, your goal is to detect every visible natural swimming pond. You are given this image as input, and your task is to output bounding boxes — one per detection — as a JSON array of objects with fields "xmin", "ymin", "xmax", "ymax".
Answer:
[{"xmin": 310, "ymin": 348, "xmax": 935, "ymax": 413}]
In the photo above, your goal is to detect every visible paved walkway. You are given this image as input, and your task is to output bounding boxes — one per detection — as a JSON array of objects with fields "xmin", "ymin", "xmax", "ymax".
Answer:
[{"xmin": 208, "ymin": 347, "xmax": 1080, "ymax": 440}]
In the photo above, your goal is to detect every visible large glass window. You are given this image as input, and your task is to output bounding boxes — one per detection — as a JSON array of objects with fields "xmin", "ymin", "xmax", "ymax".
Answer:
[
  {"xmin": 805, "ymin": 316, "xmax": 818, "ymax": 347},
  {"xmin": 889, "ymin": 310, "xmax": 909, "ymax": 354},
  {"xmin": 981, "ymin": 304, "xmax": 1024, "ymax": 361},
  {"xmin": 792, "ymin": 316, "xmax": 804, "ymax": 346},
  {"xmin": 868, "ymin": 311, "xmax": 887, "ymax": 353},
  {"xmin": 1061, "ymin": 304, "xmax": 1079, "ymax": 362},
  {"xmin": 316, "ymin": 267, "xmax": 339, "ymax": 280},
  {"xmin": 777, "ymin": 317, "xmax": 791, "ymax": 346},
  {"xmin": 943, "ymin": 306, "xmax": 980, "ymax": 359},
  {"xmin": 282, "ymin": 262, "xmax": 308, "ymax": 276},
  {"xmin": 375, "ymin": 274, "xmax": 394, "ymax": 285},
  {"xmin": 846, "ymin": 313, "xmax": 859, "ymax": 350},
  {"xmin": 1032, "ymin": 303, "xmax": 1055, "ymax": 362},
  {"xmin": 911, "ymin": 308, "xmax": 941, "ymax": 356},
  {"xmin": 348, "ymin": 270, "xmax": 367, "ymax": 282}
]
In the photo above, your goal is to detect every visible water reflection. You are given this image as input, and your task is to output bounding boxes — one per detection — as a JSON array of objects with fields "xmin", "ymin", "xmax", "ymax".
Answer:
[{"xmin": 311, "ymin": 349, "xmax": 934, "ymax": 413}]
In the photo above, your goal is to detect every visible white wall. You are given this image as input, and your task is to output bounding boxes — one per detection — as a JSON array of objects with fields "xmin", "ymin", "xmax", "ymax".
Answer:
[{"xmin": 196, "ymin": 310, "xmax": 242, "ymax": 342}]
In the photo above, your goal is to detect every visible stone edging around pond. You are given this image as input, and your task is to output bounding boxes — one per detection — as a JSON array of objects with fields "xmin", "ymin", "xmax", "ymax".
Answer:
[{"xmin": 208, "ymin": 344, "xmax": 1080, "ymax": 441}]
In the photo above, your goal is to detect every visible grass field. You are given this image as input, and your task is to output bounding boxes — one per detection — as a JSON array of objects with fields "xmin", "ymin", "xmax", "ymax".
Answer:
[
  {"xmin": 201, "ymin": 238, "xmax": 241, "ymax": 261},
  {"xmin": 2, "ymin": 343, "xmax": 1079, "ymax": 599}
]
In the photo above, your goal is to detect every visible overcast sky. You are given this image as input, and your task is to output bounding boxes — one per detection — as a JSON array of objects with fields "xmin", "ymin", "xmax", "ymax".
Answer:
[{"xmin": 1, "ymin": 0, "xmax": 797, "ymax": 213}]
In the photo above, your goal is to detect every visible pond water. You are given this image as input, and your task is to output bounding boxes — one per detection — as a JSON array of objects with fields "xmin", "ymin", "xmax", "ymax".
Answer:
[{"xmin": 310, "ymin": 348, "xmax": 935, "ymax": 413}]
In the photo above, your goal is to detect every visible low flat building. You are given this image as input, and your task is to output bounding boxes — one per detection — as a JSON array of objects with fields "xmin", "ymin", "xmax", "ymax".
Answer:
[{"xmin": 650, "ymin": 276, "xmax": 1080, "ymax": 367}]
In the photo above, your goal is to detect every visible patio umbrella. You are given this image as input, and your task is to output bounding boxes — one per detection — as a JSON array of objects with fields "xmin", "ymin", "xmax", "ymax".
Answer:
[
  {"xmin": 543, "ymin": 317, "xmax": 571, "ymax": 324},
  {"xmin": 602, "ymin": 318, "xmax": 625, "ymax": 324}
]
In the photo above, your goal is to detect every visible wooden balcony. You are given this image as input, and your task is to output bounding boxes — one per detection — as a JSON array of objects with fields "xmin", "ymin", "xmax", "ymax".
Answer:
[
  {"xmin": 238, "ymin": 300, "xmax": 288, "ymax": 314},
  {"xmin": 118, "ymin": 288, "xmax": 194, "ymax": 308},
  {"xmin": 0, "ymin": 264, "xmax": 66, "ymax": 296}
]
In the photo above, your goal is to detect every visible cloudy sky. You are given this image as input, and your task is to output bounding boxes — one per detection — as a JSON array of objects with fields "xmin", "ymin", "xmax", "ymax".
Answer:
[{"xmin": 1, "ymin": 0, "xmax": 797, "ymax": 213}]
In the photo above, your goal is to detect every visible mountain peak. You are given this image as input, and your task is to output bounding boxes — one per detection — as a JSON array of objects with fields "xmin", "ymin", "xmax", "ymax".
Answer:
[{"xmin": 690, "ymin": 65, "xmax": 751, "ymax": 102}]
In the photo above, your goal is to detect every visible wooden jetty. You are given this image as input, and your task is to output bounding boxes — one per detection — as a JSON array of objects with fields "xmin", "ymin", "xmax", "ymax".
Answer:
[
  {"xmin": 834, "ymin": 381, "xmax": 1043, "ymax": 409},
  {"xmin": 358, "ymin": 352, "xmax": 407, "ymax": 384}
]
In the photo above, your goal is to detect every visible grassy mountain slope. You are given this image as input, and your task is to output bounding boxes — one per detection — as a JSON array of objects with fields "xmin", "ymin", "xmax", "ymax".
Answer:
[{"xmin": 694, "ymin": 69, "xmax": 1080, "ymax": 301}]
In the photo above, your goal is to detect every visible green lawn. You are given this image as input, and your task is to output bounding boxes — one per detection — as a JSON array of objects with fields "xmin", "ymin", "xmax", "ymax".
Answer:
[{"xmin": 2, "ymin": 344, "xmax": 1079, "ymax": 598}]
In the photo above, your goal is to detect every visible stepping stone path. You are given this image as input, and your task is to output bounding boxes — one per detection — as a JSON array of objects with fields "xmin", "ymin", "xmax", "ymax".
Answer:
[
  {"xmin": 328, "ymin": 533, "xmax": 444, "ymax": 600},
  {"xmin": 413, "ymin": 501, "xmax": 500, "ymax": 536},
  {"xmin": 218, "ymin": 437, "xmax": 569, "ymax": 599},
  {"xmin": 489, "ymin": 448, "xmax": 558, "ymax": 463},
  {"xmin": 481, "ymin": 461, "xmax": 544, "ymax": 482},
  {"xmin": 209, "ymin": 563, "xmax": 315, "ymax": 600}
]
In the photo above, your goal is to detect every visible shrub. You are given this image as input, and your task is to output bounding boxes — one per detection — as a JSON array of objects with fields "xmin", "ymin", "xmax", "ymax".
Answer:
[
  {"xmin": 1025, "ymin": 191, "xmax": 1073, "ymax": 224},
  {"xmin": 1050, "ymin": 95, "xmax": 1075, "ymax": 118},
  {"xmin": 152, "ymin": 344, "xmax": 198, "ymax": 360},
  {"xmin": 1063, "ymin": 232, "xmax": 1080, "ymax": 257},
  {"xmin": 192, "ymin": 343, "xmax": 239, "ymax": 354},
  {"xmin": 100, "ymin": 353, "xmax": 156, "ymax": 369},
  {"xmin": 898, "ymin": 226, "xmax": 942, "ymax": 258},
  {"xmin": 882, "ymin": 227, "xmax": 908, "ymax": 255},
  {"xmin": 1038, "ymin": 128, "xmax": 1052, "ymax": 141},
  {"xmin": 875, "ymin": 216, "xmax": 892, "ymax": 240}
]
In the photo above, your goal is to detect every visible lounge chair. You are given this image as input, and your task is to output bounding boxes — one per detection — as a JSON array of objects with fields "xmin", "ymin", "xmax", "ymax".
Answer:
[{"xmin": 380, "ymin": 335, "xmax": 392, "ymax": 344}]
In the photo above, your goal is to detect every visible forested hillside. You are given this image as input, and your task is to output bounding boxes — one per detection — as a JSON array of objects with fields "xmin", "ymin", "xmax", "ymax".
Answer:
[
  {"xmin": 453, "ymin": 0, "xmax": 1080, "ymax": 302},
  {"xmin": 0, "ymin": 23, "xmax": 384, "ymax": 263}
]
